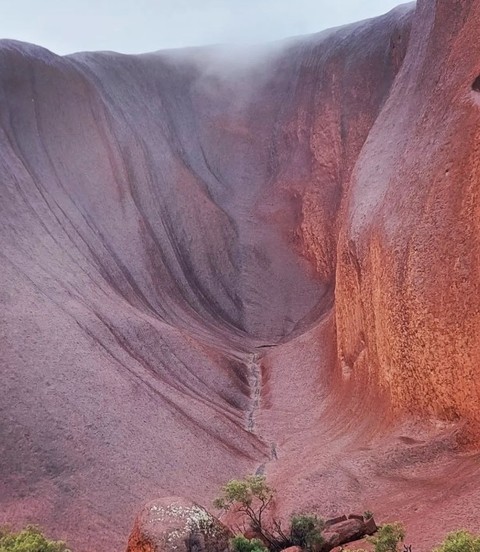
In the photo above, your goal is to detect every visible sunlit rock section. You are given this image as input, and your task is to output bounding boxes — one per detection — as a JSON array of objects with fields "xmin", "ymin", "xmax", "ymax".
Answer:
[{"xmin": 336, "ymin": 0, "xmax": 480, "ymax": 437}]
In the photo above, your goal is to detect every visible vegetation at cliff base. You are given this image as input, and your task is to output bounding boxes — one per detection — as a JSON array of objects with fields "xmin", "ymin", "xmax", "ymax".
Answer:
[
  {"xmin": 434, "ymin": 531, "xmax": 480, "ymax": 552},
  {"xmin": 214, "ymin": 475, "xmax": 480, "ymax": 552},
  {"xmin": 214, "ymin": 475, "xmax": 324, "ymax": 551},
  {"xmin": 369, "ymin": 522, "xmax": 405, "ymax": 552},
  {"xmin": 290, "ymin": 514, "xmax": 324, "ymax": 551},
  {"xmin": 0, "ymin": 526, "xmax": 70, "ymax": 552},
  {"xmin": 214, "ymin": 475, "xmax": 276, "ymax": 536},
  {"xmin": 231, "ymin": 535, "xmax": 268, "ymax": 552},
  {"xmin": 214, "ymin": 475, "xmax": 289, "ymax": 549}
]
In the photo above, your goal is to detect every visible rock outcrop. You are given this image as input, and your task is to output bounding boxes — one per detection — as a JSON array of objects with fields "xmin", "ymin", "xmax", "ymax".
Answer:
[
  {"xmin": 126, "ymin": 498, "xmax": 232, "ymax": 552},
  {"xmin": 2, "ymin": 1, "xmax": 480, "ymax": 551},
  {"xmin": 322, "ymin": 518, "xmax": 373, "ymax": 551}
]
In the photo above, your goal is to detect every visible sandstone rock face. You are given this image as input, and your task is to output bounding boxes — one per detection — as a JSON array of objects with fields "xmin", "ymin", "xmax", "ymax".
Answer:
[
  {"xmin": 335, "ymin": 0, "xmax": 480, "ymax": 439},
  {"xmin": 126, "ymin": 498, "xmax": 232, "ymax": 552},
  {"xmin": 2, "ymin": 1, "xmax": 480, "ymax": 551}
]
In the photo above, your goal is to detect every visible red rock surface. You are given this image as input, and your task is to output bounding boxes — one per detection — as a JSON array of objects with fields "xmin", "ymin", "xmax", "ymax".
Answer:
[
  {"xmin": 1, "ymin": 1, "xmax": 480, "ymax": 551},
  {"xmin": 322, "ymin": 519, "xmax": 369, "ymax": 550},
  {"xmin": 337, "ymin": 0, "xmax": 480, "ymax": 436}
]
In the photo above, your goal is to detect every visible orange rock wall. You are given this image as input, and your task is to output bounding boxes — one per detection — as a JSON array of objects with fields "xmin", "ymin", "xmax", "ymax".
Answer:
[{"xmin": 333, "ymin": 0, "xmax": 480, "ymax": 436}]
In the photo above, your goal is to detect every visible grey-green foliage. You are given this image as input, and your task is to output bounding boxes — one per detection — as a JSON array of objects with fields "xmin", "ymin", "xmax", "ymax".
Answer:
[
  {"xmin": 214, "ymin": 476, "xmax": 274, "ymax": 538},
  {"xmin": 434, "ymin": 531, "xmax": 480, "ymax": 552},
  {"xmin": 290, "ymin": 514, "xmax": 325, "ymax": 551},
  {"xmin": 214, "ymin": 475, "xmax": 274, "ymax": 519},
  {"xmin": 0, "ymin": 526, "xmax": 71, "ymax": 552},
  {"xmin": 230, "ymin": 535, "xmax": 268, "ymax": 552},
  {"xmin": 214, "ymin": 475, "xmax": 290, "ymax": 550},
  {"xmin": 369, "ymin": 523, "xmax": 405, "ymax": 552}
]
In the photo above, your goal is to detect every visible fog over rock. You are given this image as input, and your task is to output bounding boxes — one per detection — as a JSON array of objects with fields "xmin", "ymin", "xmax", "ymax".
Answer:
[{"xmin": 1, "ymin": 2, "xmax": 480, "ymax": 551}]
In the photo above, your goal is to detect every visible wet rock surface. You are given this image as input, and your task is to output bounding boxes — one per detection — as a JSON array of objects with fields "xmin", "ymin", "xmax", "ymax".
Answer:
[{"xmin": 2, "ymin": 1, "xmax": 480, "ymax": 551}]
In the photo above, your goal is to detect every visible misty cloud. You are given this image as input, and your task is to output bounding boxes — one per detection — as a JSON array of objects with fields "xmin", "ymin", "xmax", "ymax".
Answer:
[{"xmin": 0, "ymin": 0, "xmax": 405, "ymax": 55}]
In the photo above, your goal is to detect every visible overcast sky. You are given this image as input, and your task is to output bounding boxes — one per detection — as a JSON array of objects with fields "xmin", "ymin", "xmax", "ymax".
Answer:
[{"xmin": 0, "ymin": 0, "xmax": 405, "ymax": 55}]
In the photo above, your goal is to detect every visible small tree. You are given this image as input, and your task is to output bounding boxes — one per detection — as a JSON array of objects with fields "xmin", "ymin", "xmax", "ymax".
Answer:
[
  {"xmin": 0, "ymin": 525, "xmax": 71, "ymax": 552},
  {"xmin": 213, "ymin": 475, "xmax": 274, "ymax": 533},
  {"xmin": 369, "ymin": 523, "xmax": 405, "ymax": 552},
  {"xmin": 434, "ymin": 531, "xmax": 480, "ymax": 552},
  {"xmin": 290, "ymin": 514, "xmax": 324, "ymax": 551},
  {"xmin": 214, "ymin": 475, "xmax": 289, "ymax": 550}
]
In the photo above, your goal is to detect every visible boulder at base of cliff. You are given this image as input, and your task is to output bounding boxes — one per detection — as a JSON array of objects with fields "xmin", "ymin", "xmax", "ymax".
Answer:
[
  {"xmin": 322, "ymin": 518, "xmax": 369, "ymax": 551},
  {"xmin": 126, "ymin": 497, "xmax": 233, "ymax": 552}
]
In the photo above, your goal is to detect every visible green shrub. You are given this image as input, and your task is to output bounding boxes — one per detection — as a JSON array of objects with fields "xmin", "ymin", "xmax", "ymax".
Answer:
[
  {"xmin": 0, "ymin": 526, "xmax": 70, "ymax": 552},
  {"xmin": 369, "ymin": 523, "xmax": 405, "ymax": 552},
  {"xmin": 363, "ymin": 511, "xmax": 374, "ymax": 520},
  {"xmin": 230, "ymin": 535, "xmax": 268, "ymax": 552},
  {"xmin": 434, "ymin": 531, "xmax": 480, "ymax": 552},
  {"xmin": 214, "ymin": 475, "xmax": 275, "ymax": 519},
  {"xmin": 214, "ymin": 475, "xmax": 289, "ymax": 549},
  {"xmin": 290, "ymin": 514, "xmax": 324, "ymax": 551}
]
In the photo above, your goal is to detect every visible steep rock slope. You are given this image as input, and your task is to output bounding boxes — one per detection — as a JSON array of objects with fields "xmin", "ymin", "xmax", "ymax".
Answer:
[
  {"xmin": 336, "ymin": 0, "xmax": 480, "ymax": 435},
  {"xmin": 1, "ymin": 2, "xmax": 479, "ymax": 551}
]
